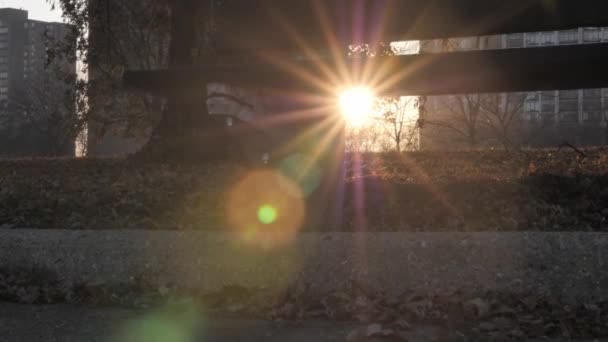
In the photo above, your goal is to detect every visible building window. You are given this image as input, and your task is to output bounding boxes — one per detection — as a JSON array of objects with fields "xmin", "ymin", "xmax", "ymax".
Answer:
[
  {"xmin": 0, "ymin": 42, "xmax": 8, "ymax": 49},
  {"xmin": 524, "ymin": 92, "xmax": 540, "ymax": 113},
  {"xmin": 559, "ymin": 90, "xmax": 579, "ymax": 122},
  {"xmin": 559, "ymin": 90, "xmax": 579, "ymax": 111},
  {"xmin": 584, "ymin": 28, "xmax": 601, "ymax": 43},
  {"xmin": 560, "ymin": 112, "xmax": 579, "ymax": 122},
  {"xmin": 582, "ymin": 89, "xmax": 602, "ymax": 122},
  {"xmin": 506, "ymin": 33, "xmax": 524, "ymax": 48},
  {"xmin": 0, "ymin": 27, "xmax": 8, "ymax": 34},
  {"xmin": 523, "ymin": 112, "xmax": 541, "ymax": 121},
  {"xmin": 541, "ymin": 112, "xmax": 556, "ymax": 123},
  {"xmin": 0, "ymin": 87, "xmax": 8, "ymax": 94},
  {"xmin": 0, "ymin": 72, "xmax": 7, "ymax": 79},
  {"xmin": 525, "ymin": 100, "xmax": 540, "ymax": 113},
  {"xmin": 539, "ymin": 91, "xmax": 556, "ymax": 122},
  {"xmin": 602, "ymin": 28, "xmax": 608, "ymax": 41},
  {"xmin": 451, "ymin": 37, "xmax": 482, "ymax": 51},
  {"xmin": 457, "ymin": 38, "xmax": 471, "ymax": 50},
  {"xmin": 583, "ymin": 89, "xmax": 601, "ymax": 103},
  {"xmin": 527, "ymin": 92, "xmax": 540, "ymax": 101},
  {"xmin": 559, "ymin": 29, "xmax": 579, "ymax": 45},
  {"xmin": 541, "ymin": 91, "xmax": 556, "ymax": 111},
  {"xmin": 582, "ymin": 111, "xmax": 602, "ymax": 122},
  {"xmin": 526, "ymin": 31, "xmax": 556, "ymax": 46}
]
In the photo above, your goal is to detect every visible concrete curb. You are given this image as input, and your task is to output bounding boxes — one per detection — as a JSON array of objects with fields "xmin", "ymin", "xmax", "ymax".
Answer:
[{"xmin": 1, "ymin": 230, "xmax": 607, "ymax": 300}]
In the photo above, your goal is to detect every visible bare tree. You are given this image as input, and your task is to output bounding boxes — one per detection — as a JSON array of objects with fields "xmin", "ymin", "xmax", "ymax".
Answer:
[
  {"xmin": 425, "ymin": 93, "xmax": 483, "ymax": 147},
  {"xmin": 480, "ymin": 92, "xmax": 527, "ymax": 149},
  {"xmin": 374, "ymin": 96, "xmax": 420, "ymax": 151},
  {"xmin": 345, "ymin": 123, "xmax": 383, "ymax": 153},
  {"xmin": 85, "ymin": 0, "xmax": 172, "ymax": 150},
  {"xmin": 421, "ymin": 37, "xmax": 486, "ymax": 148},
  {"xmin": 0, "ymin": 72, "xmax": 81, "ymax": 157},
  {"xmin": 50, "ymin": 0, "xmax": 260, "ymax": 159}
]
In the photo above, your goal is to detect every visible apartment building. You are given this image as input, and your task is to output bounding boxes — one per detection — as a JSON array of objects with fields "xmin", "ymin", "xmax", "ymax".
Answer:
[{"xmin": 0, "ymin": 8, "xmax": 76, "ymax": 157}]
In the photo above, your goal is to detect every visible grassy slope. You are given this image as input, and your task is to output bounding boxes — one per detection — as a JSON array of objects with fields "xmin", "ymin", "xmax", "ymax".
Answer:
[{"xmin": 0, "ymin": 148, "xmax": 607, "ymax": 231}]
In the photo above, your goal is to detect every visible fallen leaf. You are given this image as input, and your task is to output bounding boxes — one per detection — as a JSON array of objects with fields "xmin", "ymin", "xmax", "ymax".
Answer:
[
  {"xmin": 346, "ymin": 328, "xmax": 363, "ymax": 341},
  {"xmin": 464, "ymin": 298, "xmax": 490, "ymax": 319},
  {"xmin": 366, "ymin": 323, "xmax": 383, "ymax": 337},
  {"xmin": 395, "ymin": 319, "xmax": 411, "ymax": 330}
]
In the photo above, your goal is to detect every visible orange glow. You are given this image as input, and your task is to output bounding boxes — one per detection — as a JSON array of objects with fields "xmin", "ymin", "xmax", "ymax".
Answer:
[{"xmin": 226, "ymin": 170, "xmax": 306, "ymax": 249}]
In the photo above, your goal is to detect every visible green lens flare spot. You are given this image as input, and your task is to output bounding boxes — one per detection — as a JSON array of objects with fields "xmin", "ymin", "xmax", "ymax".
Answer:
[{"xmin": 257, "ymin": 205, "xmax": 278, "ymax": 225}]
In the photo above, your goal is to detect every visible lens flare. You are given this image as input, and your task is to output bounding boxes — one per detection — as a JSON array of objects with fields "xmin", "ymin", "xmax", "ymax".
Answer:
[
  {"xmin": 227, "ymin": 170, "xmax": 306, "ymax": 249},
  {"xmin": 339, "ymin": 87, "xmax": 374, "ymax": 126},
  {"xmin": 114, "ymin": 299, "xmax": 202, "ymax": 342},
  {"xmin": 257, "ymin": 204, "xmax": 278, "ymax": 224}
]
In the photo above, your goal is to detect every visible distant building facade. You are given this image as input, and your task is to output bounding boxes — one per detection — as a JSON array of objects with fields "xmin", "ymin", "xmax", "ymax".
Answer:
[
  {"xmin": 421, "ymin": 28, "xmax": 608, "ymax": 150},
  {"xmin": 0, "ymin": 8, "xmax": 77, "ymax": 157}
]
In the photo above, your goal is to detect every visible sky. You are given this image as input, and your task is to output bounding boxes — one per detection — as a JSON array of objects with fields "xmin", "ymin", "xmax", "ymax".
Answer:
[{"xmin": 0, "ymin": 0, "xmax": 62, "ymax": 22}]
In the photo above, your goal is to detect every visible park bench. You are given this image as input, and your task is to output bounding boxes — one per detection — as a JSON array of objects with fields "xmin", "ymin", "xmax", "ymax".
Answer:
[
  {"xmin": 125, "ymin": 0, "xmax": 608, "ymax": 95},
  {"xmin": 123, "ymin": 0, "xmax": 608, "ymax": 226}
]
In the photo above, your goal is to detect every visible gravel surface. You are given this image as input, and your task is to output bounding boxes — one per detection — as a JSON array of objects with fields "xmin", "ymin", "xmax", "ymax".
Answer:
[{"xmin": 3, "ymin": 230, "xmax": 608, "ymax": 300}]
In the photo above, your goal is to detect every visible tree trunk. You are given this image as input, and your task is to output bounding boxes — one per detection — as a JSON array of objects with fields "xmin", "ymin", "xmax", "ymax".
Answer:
[
  {"xmin": 139, "ymin": 0, "xmax": 238, "ymax": 162},
  {"xmin": 159, "ymin": 0, "xmax": 206, "ymax": 138},
  {"xmin": 467, "ymin": 126, "xmax": 478, "ymax": 147}
]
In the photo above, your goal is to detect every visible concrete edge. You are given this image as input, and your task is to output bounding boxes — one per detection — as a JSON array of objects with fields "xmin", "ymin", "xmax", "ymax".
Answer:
[{"xmin": 1, "ymin": 230, "xmax": 607, "ymax": 300}]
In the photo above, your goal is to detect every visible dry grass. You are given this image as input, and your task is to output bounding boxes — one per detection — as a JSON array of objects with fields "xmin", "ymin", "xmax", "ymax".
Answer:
[{"xmin": 0, "ymin": 148, "xmax": 607, "ymax": 231}]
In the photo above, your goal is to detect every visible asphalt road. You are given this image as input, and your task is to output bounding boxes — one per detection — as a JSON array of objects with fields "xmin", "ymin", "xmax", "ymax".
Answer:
[
  {"xmin": 0, "ymin": 302, "xmax": 361, "ymax": 342},
  {"xmin": 2, "ymin": 302, "xmax": 607, "ymax": 342}
]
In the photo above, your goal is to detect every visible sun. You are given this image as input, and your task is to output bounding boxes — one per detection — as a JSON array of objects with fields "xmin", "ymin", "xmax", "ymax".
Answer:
[{"xmin": 339, "ymin": 87, "xmax": 374, "ymax": 126}]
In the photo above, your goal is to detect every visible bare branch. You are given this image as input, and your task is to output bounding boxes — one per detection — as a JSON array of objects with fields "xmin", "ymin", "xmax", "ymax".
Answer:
[{"xmin": 207, "ymin": 92, "xmax": 254, "ymax": 110}]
